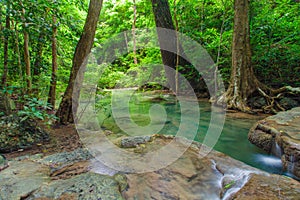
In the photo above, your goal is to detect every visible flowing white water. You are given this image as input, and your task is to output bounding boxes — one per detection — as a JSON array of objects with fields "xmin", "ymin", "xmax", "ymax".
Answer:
[{"xmin": 271, "ymin": 140, "xmax": 283, "ymax": 157}]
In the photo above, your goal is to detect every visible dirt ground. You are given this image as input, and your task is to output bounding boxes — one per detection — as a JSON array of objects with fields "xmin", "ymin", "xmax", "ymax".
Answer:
[{"xmin": 3, "ymin": 123, "xmax": 82, "ymax": 160}]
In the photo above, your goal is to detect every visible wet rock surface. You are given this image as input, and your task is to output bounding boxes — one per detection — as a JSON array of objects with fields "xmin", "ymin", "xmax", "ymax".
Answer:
[
  {"xmin": 0, "ymin": 154, "xmax": 8, "ymax": 171},
  {"xmin": 0, "ymin": 115, "xmax": 49, "ymax": 153},
  {"xmin": 0, "ymin": 137, "xmax": 299, "ymax": 199},
  {"xmin": 27, "ymin": 172, "xmax": 124, "ymax": 200},
  {"xmin": 248, "ymin": 107, "xmax": 300, "ymax": 179},
  {"xmin": 0, "ymin": 148, "xmax": 125, "ymax": 200},
  {"xmin": 122, "ymin": 136, "xmax": 300, "ymax": 200},
  {"xmin": 233, "ymin": 174, "xmax": 300, "ymax": 200}
]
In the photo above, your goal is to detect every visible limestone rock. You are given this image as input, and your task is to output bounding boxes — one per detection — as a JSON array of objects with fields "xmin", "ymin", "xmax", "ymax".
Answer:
[
  {"xmin": 0, "ymin": 149, "xmax": 125, "ymax": 200},
  {"xmin": 0, "ymin": 154, "xmax": 8, "ymax": 171},
  {"xmin": 248, "ymin": 128, "xmax": 273, "ymax": 152},
  {"xmin": 120, "ymin": 135, "xmax": 153, "ymax": 148},
  {"xmin": 122, "ymin": 136, "xmax": 300, "ymax": 200},
  {"xmin": 248, "ymin": 107, "xmax": 300, "ymax": 179},
  {"xmin": 279, "ymin": 97, "xmax": 299, "ymax": 110},
  {"xmin": 27, "ymin": 172, "xmax": 124, "ymax": 200},
  {"xmin": 232, "ymin": 173, "xmax": 300, "ymax": 200},
  {"xmin": 0, "ymin": 160, "xmax": 50, "ymax": 200},
  {"xmin": 1, "ymin": 138, "xmax": 299, "ymax": 199}
]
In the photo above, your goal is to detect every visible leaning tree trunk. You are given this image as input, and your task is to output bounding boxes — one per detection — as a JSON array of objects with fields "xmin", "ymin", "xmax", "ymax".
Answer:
[
  {"xmin": 151, "ymin": 0, "xmax": 206, "ymax": 95},
  {"xmin": 151, "ymin": 0, "xmax": 178, "ymax": 91},
  {"xmin": 151, "ymin": 0, "xmax": 193, "ymax": 92},
  {"xmin": 56, "ymin": 0, "xmax": 103, "ymax": 124}
]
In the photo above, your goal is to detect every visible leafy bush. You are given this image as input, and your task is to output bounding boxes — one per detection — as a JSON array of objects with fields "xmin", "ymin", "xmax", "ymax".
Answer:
[{"xmin": 17, "ymin": 98, "xmax": 57, "ymax": 124}]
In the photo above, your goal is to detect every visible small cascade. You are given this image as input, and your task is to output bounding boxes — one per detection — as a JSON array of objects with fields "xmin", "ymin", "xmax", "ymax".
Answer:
[
  {"xmin": 254, "ymin": 154, "xmax": 283, "ymax": 174},
  {"xmin": 220, "ymin": 170, "xmax": 252, "ymax": 200},
  {"xmin": 271, "ymin": 139, "xmax": 283, "ymax": 157},
  {"xmin": 287, "ymin": 154, "xmax": 295, "ymax": 174}
]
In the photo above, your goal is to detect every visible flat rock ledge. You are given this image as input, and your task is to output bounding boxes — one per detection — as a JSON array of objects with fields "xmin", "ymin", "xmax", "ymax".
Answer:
[
  {"xmin": 248, "ymin": 107, "xmax": 300, "ymax": 179},
  {"xmin": 1, "ymin": 136, "xmax": 300, "ymax": 200}
]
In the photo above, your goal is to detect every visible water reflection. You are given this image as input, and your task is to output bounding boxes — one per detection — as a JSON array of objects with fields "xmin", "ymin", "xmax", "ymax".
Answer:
[{"xmin": 98, "ymin": 92, "xmax": 287, "ymax": 176}]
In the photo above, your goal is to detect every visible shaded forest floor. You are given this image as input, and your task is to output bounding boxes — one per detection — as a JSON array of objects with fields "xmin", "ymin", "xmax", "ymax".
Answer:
[{"xmin": 3, "ymin": 124, "xmax": 82, "ymax": 160}]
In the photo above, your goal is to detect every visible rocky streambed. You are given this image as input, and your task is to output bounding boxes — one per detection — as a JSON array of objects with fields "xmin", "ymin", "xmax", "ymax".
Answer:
[
  {"xmin": 249, "ymin": 107, "xmax": 300, "ymax": 179},
  {"xmin": 1, "ymin": 135, "xmax": 299, "ymax": 200}
]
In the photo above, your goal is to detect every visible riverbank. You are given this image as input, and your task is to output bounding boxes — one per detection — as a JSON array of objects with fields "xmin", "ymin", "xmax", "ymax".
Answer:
[{"xmin": 1, "ymin": 134, "xmax": 299, "ymax": 199}]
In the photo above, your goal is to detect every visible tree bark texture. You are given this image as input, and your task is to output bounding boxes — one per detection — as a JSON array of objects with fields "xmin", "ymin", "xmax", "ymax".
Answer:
[
  {"xmin": 22, "ymin": 8, "xmax": 32, "ymax": 93},
  {"xmin": 151, "ymin": 0, "xmax": 206, "ymax": 94},
  {"xmin": 132, "ymin": 0, "xmax": 138, "ymax": 65},
  {"xmin": 151, "ymin": 0, "xmax": 177, "ymax": 91},
  {"xmin": 56, "ymin": 0, "xmax": 103, "ymax": 124},
  {"xmin": 2, "ymin": 2, "xmax": 10, "ymax": 87},
  {"xmin": 221, "ymin": 0, "xmax": 259, "ymax": 112},
  {"xmin": 48, "ymin": 15, "xmax": 58, "ymax": 108}
]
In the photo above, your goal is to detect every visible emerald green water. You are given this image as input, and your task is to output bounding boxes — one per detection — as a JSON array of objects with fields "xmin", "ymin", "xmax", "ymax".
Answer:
[{"xmin": 97, "ymin": 91, "xmax": 283, "ymax": 174}]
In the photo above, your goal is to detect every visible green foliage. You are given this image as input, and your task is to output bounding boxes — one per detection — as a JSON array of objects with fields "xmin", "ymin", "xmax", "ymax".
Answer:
[
  {"xmin": 17, "ymin": 97, "xmax": 57, "ymax": 123},
  {"xmin": 0, "ymin": 0, "xmax": 299, "ymax": 113},
  {"xmin": 224, "ymin": 180, "xmax": 235, "ymax": 189},
  {"xmin": 250, "ymin": 0, "xmax": 300, "ymax": 87},
  {"xmin": 0, "ymin": 86, "xmax": 18, "ymax": 95},
  {"xmin": 95, "ymin": 91, "xmax": 112, "ymax": 126}
]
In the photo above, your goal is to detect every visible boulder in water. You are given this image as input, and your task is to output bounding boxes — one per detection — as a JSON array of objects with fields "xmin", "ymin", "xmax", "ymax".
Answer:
[{"xmin": 248, "ymin": 107, "xmax": 300, "ymax": 179}]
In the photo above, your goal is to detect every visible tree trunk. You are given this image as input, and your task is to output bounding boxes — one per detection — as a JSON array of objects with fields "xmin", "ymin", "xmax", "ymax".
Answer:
[
  {"xmin": 173, "ymin": 0, "xmax": 179, "ymax": 94},
  {"xmin": 218, "ymin": 0, "xmax": 277, "ymax": 113},
  {"xmin": 151, "ymin": 0, "xmax": 205, "ymax": 94},
  {"xmin": 13, "ymin": 21, "xmax": 24, "ymax": 87},
  {"xmin": 48, "ymin": 15, "xmax": 58, "ymax": 108},
  {"xmin": 33, "ymin": 32, "xmax": 45, "ymax": 82},
  {"xmin": 56, "ymin": 0, "xmax": 103, "ymax": 124},
  {"xmin": 213, "ymin": 0, "xmax": 227, "ymax": 101},
  {"xmin": 132, "ymin": 0, "xmax": 138, "ymax": 65},
  {"xmin": 2, "ymin": 2, "xmax": 10, "ymax": 88},
  {"xmin": 151, "ymin": 0, "xmax": 181, "ymax": 92},
  {"xmin": 22, "ymin": 7, "xmax": 32, "ymax": 93}
]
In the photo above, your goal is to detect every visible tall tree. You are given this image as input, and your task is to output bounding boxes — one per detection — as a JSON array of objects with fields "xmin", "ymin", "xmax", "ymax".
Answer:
[
  {"xmin": 56, "ymin": 0, "xmax": 103, "ymax": 124},
  {"xmin": 151, "ymin": 0, "xmax": 187, "ymax": 92},
  {"xmin": 21, "ymin": 6, "xmax": 32, "ymax": 92},
  {"xmin": 1, "ymin": 1, "xmax": 10, "ymax": 87},
  {"xmin": 218, "ymin": 0, "xmax": 298, "ymax": 113},
  {"xmin": 132, "ymin": 0, "xmax": 138, "ymax": 65},
  {"xmin": 218, "ymin": 0, "xmax": 262, "ymax": 112},
  {"xmin": 48, "ymin": 15, "xmax": 58, "ymax": 108}
]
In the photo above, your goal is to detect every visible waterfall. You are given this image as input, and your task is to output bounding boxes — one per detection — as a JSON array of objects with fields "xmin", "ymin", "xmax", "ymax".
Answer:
[
  {"xmin": 287, "ymin": 154, "xmax": 295, "ymax": 174},
  {"xmin": 271, "ymin": 139, "xmax": 283, "ymax": 157}
]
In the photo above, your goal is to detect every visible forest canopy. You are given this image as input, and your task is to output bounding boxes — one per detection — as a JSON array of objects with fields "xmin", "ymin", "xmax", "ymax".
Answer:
[{"xmin": 0, "ymin": 0, "xmax": 299, "ymax": 121}]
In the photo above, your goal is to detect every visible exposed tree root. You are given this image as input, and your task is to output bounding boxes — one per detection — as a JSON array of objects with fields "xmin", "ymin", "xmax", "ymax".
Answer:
[{"xmin": 218, "ymin": 82, "xmax": 300, "ymax": 114}]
